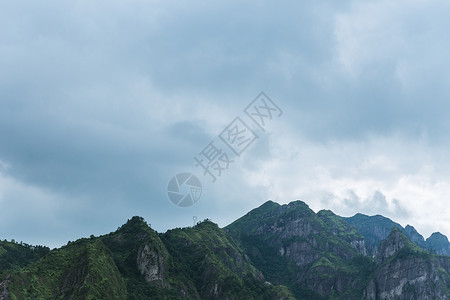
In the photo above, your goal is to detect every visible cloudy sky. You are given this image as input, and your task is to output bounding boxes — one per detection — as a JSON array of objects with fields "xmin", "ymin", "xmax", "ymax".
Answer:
[{"xmin": 1, "ymin": 0, "xmax": 450, "ymax": 248}]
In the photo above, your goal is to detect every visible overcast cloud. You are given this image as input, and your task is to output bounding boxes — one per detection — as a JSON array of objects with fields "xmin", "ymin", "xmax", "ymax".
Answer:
[{"xmin": 1, "ymin": 0, "xmax": 450, "ymax": 248}]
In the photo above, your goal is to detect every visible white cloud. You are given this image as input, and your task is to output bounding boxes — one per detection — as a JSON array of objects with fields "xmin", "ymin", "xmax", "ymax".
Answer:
[{"xmin": 240, "ymin": 129, "xmax": 450, "ymax": 239}]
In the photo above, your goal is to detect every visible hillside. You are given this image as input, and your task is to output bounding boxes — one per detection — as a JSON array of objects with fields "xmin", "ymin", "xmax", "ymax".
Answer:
[
  {"xmin": 0, "ymin": 216, "xmax": 292, "ymax": 300},
  {"xmin": 1, "ymin": 201, "xmax": 449, "ymax": 299}
]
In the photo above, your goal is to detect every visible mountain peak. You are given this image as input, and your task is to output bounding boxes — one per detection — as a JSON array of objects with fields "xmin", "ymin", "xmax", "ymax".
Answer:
[
  {"xmin": 353, "ymin": 212, "xmax": 369, "ymax": 218},
  {"xmin": 376, "ymin": 228, "xmax": 421, "ymax": 264},
  {"xmin": 425, "ymin": 232, "xmax": 450, "ymax": 255},
  {"xmin": 123, "ymin": 216, "xmax": 148, "ymax": 227},
  {"xmin": 286, "ymin": 199, "xmax": 309, "ymax": 208},
  {"xmin": 2, "ymin": 201, "xmax": 450, "ymax": 299},
  {"xmin": 403, "ymin": 224, "xmax": 426, "ymax": 247},
  {"xmin": 246, "ymin": 200, "xmax": 280, "ymax": 216},
  {"xmin": 260, "ymin": 200, "xmax": 281, "ymax": 210},
  {"xmin": 113, "ymin": 216, "xmax": 157, "ymax": 242},
  {"xmin": 428, "ymin": 232, "xmax": 449, "ymax": 242}
]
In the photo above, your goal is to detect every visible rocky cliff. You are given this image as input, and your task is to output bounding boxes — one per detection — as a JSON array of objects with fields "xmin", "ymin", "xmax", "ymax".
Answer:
[
  {"xmin": 226, "ymin": 200, "xmax": 450, "ymax": 299},
  {"xmin": 226, "ymin": 201, "xmax": 374, "ymax": 299},
  {"xmin": 0, "ymin": 216, "xmax": 293, "ymax": 300},
  {"xmin": 1, "ymin": 201, "xmax": 449, "ymax": 299},
  {"xmin": 363, "ymin": 228, "xmax": 450, "ymax": 300}
]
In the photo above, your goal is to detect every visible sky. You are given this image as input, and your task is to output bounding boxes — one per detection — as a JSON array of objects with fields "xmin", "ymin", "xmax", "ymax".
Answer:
[{"xmin": 1, "ymin": 0, "xmax": 450, "ymax": 248}]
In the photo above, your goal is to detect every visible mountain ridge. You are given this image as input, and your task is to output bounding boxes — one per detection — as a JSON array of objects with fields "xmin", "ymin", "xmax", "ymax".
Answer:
[
  {"xmin": 343, "ymin": 211, "xmax": 450, "ymax": 256},
  {"xmin": 1, "ymin": 200, "xmax": 449, "ymax": 299}
]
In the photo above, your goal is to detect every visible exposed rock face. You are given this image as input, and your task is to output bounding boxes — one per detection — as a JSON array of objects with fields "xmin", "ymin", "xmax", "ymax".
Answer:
[
  {"xmin": 1, "ymin": 216, "xmax": 292, "ymax": 299},
  {"xmin": 254, "ymin": 207, "xmax": 318, "ymax": 239},
  {"xmin": 226, "ymin": 201, "xmax": 372, "ymax": 298},
  {"xmin": 227, "ymin": 201, "xmax": 450, "ymax": 299},
  {"xmin": 364, "ymin": 229, "xmax": 450, "ymax": 300},
  {"xmin": 2, "ymin": 203, "xmax": 449, "ymax": 299},
  {"xmin": 283, "ymin": 240, "xmax": 321, "ymax": 267},
  {"xmin": 0, "ymin": 278, "xmax": 10, "ymax": 300},
  {"xmin": 376, "ymin": 228, "xmax": 408, "ymax": 264},
  {"xmin": 364, "ymin": 257, "xmax": 450, "ymax": 300},
  {"xmin": 162, "ymin": 220, "xmax": 293, "ymax": 299},
  {"xmin": 137, "ymin": 244, "xmax": 166, "ymax": 286},
  {"xmin": 351, "ymin": 239, "xmax": 367, "ymax": 256}
]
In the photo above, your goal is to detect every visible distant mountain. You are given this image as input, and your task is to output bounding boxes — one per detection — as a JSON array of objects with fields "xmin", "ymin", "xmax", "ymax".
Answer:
[
  {"xmin": 403, "ymin": 224, "xmax": 426, "ymax": 248},
  {"xmin": 1, "ymin": 201, "xmax": 450, "ymax": 299},
  {"xmin": 425, "ymin": 232, "xmax": 450, "ymax": 255},
  {"xmin": 344, "ymin": 213, "xmax": 450, "ymax": 256},
  {"xmin": 343, "ymin": 213, "xmax": 403, "ymax": 256}
]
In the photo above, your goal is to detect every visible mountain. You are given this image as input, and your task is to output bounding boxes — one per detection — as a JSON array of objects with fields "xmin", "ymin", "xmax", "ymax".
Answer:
[
  {"xmin": 344, "ymin": 214, "xmax": 450, "ymax": 256},
  {"xmin": 1, "ymin": 201, "xmax": 450, "ymax": 299},
  {"xmin": 403, "ymin": 225, "xmax": 426, "ymax": 248},
  {"xmin": 363, "ymin": 229, "xmax": 450, "ymax": 299},
  {"xmin": 0, "ymin": 216, "xmax": 293, "ymax": 300},
  {"xmin": 343, "ymin": 213, "xmax": 404, "ymax": 256},
  {"xmin": 225, "ymin": 201, "xmax": 374, "ymax": 299},
  {"xmin": 0, "ymin": 240, "xmax": 49, "ymax": 272},
  {"xmin": 425, "ymin": 232, "xmax": 450, "ymax": 255},
  {"xmin": 1, "ymin": 237, "xmax": 127, "ymax": 300},
  {"xmin": 225, "ymin": 200, "xmax": 450, "ymax": 299}
]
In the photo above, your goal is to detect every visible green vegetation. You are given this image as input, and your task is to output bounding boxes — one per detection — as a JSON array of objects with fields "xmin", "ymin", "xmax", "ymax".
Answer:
[
  {"xmin": 344, "ymin": 213, "xmax": 404, "ymax": 254},
  {"xmin": 1, "ymin": 216, "xmax": 293, "ymax": 299},
  {"xmin": 317, "ymin": 210, "xmax": 363, "ymax": 242},
  {"xmin": 0, "ymin": 240, "xmax": 49, "ymax": 274},
  {"xmin": 1, "ymin": 202, "xmax": 449, "ymax": 299},
  {"xmin": 3, "ymin": 238, "xmax": 126, "ymax": 300},
  {"xmin": 100, "ymin": 216, "xmax": 174, "ymax": 300},
  {"xmin": 226, "ymin": 201, "xmax": 377, "ymax": 299},
  {"xmin": 378, "ymin": 228, "xmax": 431, "ymax": 264},
  {"xmin": 161, "ymin": 219, "xmax": 294, "ymax": 299}
]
